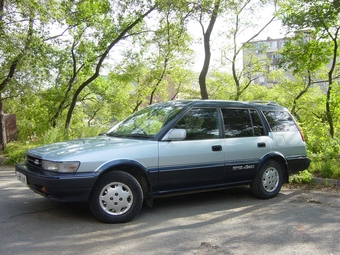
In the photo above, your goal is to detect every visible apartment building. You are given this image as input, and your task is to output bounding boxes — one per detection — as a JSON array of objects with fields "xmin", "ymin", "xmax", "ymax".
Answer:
[
  {"xmin": 243, "ymin": 34, "xmax": 330, "ymax": 94},
  {"xmin": 243, "ymin": 37, "xmax": 286, "ymax": 86}
]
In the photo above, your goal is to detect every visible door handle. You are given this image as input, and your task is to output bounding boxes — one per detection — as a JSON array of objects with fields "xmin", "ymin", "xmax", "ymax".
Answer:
[
  {"xmin": 212, "ymin": 145, "xmax": 222, "ymax": 151},
  {"xmin": 257, "ymin": 142, "xmax": 266, "ymax": 148}
]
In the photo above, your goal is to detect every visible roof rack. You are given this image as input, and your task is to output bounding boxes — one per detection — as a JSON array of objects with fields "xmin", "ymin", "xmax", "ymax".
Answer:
[{"xmin": 250, "ymin": 100, "xmax": 279, "ymax": 106}]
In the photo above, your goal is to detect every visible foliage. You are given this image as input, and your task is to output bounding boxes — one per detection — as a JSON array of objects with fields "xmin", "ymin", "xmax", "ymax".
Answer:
[
  {"xmin": 307, "ymin": 137, "xmax": 340, "ymax": 179},
  {"xmin": 207, "ymin": 71, "xmax": 270, "ymax": 101},
  {"xmin": 3, "ymin": 142, "xmax": 34, "ymax": 165},
  {"xmin": 0, "ymin": 0, "xmax": 339, "ymax": 181},
  {"xmin": 219, "ymin": 0, "xmax": 277, "ymax": 100},
  {"xmin": 3, "ymin": 124, "xmax": 107, "ymax": 165},
  {"xmin": 289, "ymin": 170, "xmax": 313, "ymax": 184},
  {"xmin": 309, "ymin": 158, "xmax": 340, "ymax": 180},
  {"xmin": 278, "ymin": 0, "xmax": 340, "ymax": 138}
]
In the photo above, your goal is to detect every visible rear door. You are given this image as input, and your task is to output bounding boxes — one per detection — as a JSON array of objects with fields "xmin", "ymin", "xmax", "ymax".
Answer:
[
  {"xmin": 158, "ymin": 107, "xmax": 225, "ymax": 193},
  {"xmin": 221, "ymin": 108, "xmax": 272, "ymax": 182}
]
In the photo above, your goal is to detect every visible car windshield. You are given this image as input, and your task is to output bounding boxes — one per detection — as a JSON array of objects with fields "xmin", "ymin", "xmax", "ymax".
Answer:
[{"xmin": 106, "ymin": 102, "xmax": 184, "ymax": 139}]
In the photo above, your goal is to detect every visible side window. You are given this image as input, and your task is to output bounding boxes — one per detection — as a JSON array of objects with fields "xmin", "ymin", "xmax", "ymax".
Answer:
[
  {"xmin": 222, "ymin": 109, "xmax": 253, "ymax": 138},
  {"xmin": 222, "ymin": 109, "xmax": 265, "ymax": 138},
  {"xmin": 250, "ymin": 110, "xmax": 265, "ymax": 136},
  {"xmin": 175, "ymin": 108, "xmax": 219, "ymax": 140},
  {"xmin": 262, "ymin": 111, "xmax": 298, "ymax": 132}
]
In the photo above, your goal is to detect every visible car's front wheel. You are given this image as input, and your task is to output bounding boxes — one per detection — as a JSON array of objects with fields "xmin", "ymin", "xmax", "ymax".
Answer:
[
  {"xmin": 251, "ymin": 160, "xmax": 283, "ymax": 199},
  {"xmin": 89, "ymin": 171, "xmax": 143, "ymax": 223}
]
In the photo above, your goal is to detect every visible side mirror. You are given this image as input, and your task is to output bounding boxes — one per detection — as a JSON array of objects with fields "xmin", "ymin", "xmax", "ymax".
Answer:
[{"xmin": 162, "ymin": 129, "xmax": 186, "ymax": 141}]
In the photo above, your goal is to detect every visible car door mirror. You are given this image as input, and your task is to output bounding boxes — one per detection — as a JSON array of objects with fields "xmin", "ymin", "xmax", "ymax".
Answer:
[{"xmin": 162, "ymin": 129, "xmax": 186, "ymax": 141}]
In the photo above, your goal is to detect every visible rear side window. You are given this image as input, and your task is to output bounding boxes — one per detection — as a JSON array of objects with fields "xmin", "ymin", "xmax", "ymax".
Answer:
[
  {"xmin": 222, "ymin": 109, "xmax": 264, "ymax": 138},
  {"xmin": 262, "ymin": 111, "xmax": 298, "ymax": 132},
  {"xmin": 250, "ymin": 110, "xmax": 265, "ymax": 136}
]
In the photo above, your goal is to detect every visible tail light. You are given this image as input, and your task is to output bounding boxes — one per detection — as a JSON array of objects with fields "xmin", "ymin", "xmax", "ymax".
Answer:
[{"xmin": 297, "ymin": 126, "xmax": 305, "ymax": 142}]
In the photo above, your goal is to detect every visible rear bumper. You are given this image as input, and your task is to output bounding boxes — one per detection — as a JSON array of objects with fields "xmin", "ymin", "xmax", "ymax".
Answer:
[
  {"xmin": 15, "ymin": 163, "xmax": 98, "ymax": 202},
  {"xmin": 287, "ymin": 156, "xmax": 311, "ymax": 175}
]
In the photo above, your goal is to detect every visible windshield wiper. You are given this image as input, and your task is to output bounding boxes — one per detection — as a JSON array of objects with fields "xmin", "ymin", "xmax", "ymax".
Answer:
[
  {"xmin": 105, "ymin": 133, "xmax": 125, "ymax": 137},
  {"xmin": 124, "ymin": 134, "xmax": 154, "ymax": 139},
  {"xmin": 106, "ymin": 133, "xmax": 153, "ymax": 139}
]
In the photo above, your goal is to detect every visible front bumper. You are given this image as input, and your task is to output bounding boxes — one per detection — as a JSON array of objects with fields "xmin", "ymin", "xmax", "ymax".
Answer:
[{"xmin": 15, "ymin": 163, "xmax": 99, "ymax": 202}]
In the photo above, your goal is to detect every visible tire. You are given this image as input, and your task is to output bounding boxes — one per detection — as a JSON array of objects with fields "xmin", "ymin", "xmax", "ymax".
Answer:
[
  {"xmin": 251, "ymin": 160, "xmax": 283, "ymax": 199},
  {"xmin": 89, "ymin": 171, "xmax": 143, "ymax": 223}
]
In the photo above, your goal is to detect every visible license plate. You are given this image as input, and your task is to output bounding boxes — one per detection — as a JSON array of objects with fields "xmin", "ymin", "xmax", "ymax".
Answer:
[{"xmin": 16, "ymin": 171, "xmax": 27, "ymax": 185}]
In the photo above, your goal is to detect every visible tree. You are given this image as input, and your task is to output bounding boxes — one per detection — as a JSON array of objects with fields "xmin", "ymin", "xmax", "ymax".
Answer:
[
  {"xmin": 99, "ymin": 1, "xmax": 195, "ymax": 113},
  {"xmin": 0, "ymin": 0, "xmax": 60, "ymax": 148},
  {"xmin": 142, "ymin": 1, "xmax": 194, "ymax": 106},
  {"xmin": 220, "ymin": 0, "xmax": 277, "ymax": 100},
  {"xmin": 277, "ymin": 30, "xmax": 332, "ymax": 117},
  {"xmin": 63, "ymin": 1, "xmax": 157, "ymax": 130},
  {"xmin": 278, "ymin": 0, "xmax": 340, "ymax": 138}
]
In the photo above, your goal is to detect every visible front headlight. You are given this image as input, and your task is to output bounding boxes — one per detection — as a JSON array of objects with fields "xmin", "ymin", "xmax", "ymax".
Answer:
[{"xmin": 41, "ymin": 160, "xmax": 80, "ymax": 173}]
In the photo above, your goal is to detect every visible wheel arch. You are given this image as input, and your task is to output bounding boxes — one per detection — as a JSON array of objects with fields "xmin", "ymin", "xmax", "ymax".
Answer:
[
  {"xmin": 94, "ymin": 159, "xmax": 153, "ymax": 205},
  {"xmin": 258, "ymin": 152, "xmax": 289, "ymax": 183}
]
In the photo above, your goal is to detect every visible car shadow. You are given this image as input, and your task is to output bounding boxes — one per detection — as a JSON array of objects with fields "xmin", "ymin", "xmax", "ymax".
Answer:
[{"xmin": 48, "ymin": 185, "xmax": 294, "ymax": 224}]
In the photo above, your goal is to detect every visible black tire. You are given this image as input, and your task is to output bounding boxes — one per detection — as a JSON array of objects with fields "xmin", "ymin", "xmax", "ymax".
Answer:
[
  {"xmin": 89, "ymin": 171, "xmax": 143, "ymax": 223},
  {"xmin": 251, "ymin": 160, "xmax": 283, "ymax": 199}
]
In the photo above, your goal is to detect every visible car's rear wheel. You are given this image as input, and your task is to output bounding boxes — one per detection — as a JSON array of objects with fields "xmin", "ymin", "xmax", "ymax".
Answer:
[
  {"xmin": 251, "ymin": 160, "xmax": 283, "ymax": 199},
  {"xmin": 89, "ymin": 171, "xmax": 143, "ymax": 223}
]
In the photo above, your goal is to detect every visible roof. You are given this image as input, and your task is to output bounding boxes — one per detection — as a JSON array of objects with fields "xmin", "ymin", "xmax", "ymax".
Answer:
[{"xmin": 158, "ymin": 100, "xmax": 287, "ymax": 111}]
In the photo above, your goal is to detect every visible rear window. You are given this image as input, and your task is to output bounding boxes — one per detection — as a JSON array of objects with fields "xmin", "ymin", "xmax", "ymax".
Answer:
[{"xmin": 262, "ymin": 111, "xmax": 298, "ymax": 132}]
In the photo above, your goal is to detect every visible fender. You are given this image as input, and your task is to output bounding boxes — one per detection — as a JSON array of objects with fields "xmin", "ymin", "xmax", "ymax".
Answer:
[
  {"xmin": 95, "ymin": 159, "xmax": 148, "ymax": 173},
  {"xmin": 258, "ymin": 151, "xmax": 289, "ymax": 182},
  {"xmin": 95, "ymin": 159, "xmax": 154, "ymax": 206}
]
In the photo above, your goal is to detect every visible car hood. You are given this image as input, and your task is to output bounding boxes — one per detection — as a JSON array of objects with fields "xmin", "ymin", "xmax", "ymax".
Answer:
[{"xmin": 26, "ymin": 136, "xmax": 151, "ymax": 160}]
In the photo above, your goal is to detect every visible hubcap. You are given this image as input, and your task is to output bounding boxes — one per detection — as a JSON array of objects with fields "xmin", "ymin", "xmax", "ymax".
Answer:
[
  {"xmin": 262, "ymin": 167, "xmax": 279, "ymax": 192},
  {"xmin": 99, "ymin": 182, "xmax": 133, "ymax": 215}
]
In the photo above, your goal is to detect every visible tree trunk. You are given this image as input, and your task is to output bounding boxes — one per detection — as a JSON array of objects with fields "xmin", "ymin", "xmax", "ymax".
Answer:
[
  {"xmin": 326, "ymin": 75, "xmax": 334, "ymax": 138},
  {"xmin": 291, "ymin": 72, "xmax": 312, "ymax": 119},
  {"xmin": 325, "ymin": 29, "xmax": 339, "ymax": 138},
  {"xmin": 51, "ymin": 41, "xmax": 83, "ymax": 127},
  {"xmin": 0, "ymin": 1, "xmax": 9, "ymax": 149},
  {"xmin": 0, "ymin": 94, "xmax": 6, "ymax": 150},
  {"xmin": 198, "ymin": 0, "xmax": 220, "ymax": 100}
]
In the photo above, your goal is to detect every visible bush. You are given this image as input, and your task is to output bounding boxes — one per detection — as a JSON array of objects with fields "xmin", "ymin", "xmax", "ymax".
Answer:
[
  {"xmin": 320, "ymin": 161, "xmax": 333, "ymax": 178},
  {"xmin": 3, "ymin": 142, "xmax": 34, "ymax": 165},
  {"xmin": 306, "ymin": 136, "xmax": 340, "ymax": 179},
  {"xmin": 290, "ymin": 170, "xmax": 313, "ymax": 184},
  {"xmin": 3, "ymin": 125, "xmax": 108, "ymax": 165}
]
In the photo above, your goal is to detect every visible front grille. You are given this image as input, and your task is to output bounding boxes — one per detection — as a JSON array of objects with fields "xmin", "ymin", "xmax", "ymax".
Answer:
[{"xmin": 26, "ymin": 154, "xmax": 42, "ymax": 169}]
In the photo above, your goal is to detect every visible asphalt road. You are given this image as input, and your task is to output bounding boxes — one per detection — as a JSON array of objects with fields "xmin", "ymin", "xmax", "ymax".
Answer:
[{"xmin": 1, "ymin": 166, "xmax": 340, "ymax": 255}]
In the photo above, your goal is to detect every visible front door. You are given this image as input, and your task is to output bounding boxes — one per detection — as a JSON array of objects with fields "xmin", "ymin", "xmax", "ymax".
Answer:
[{"xmin": 158, "ymin": 107, "xmax": 225, "ymax": 193}]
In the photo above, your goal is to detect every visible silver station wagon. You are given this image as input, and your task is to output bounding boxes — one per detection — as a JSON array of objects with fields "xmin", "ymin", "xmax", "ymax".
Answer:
[{"xmin": 16, "ymin": 100, "xmax": 310, "ymax": 223}]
